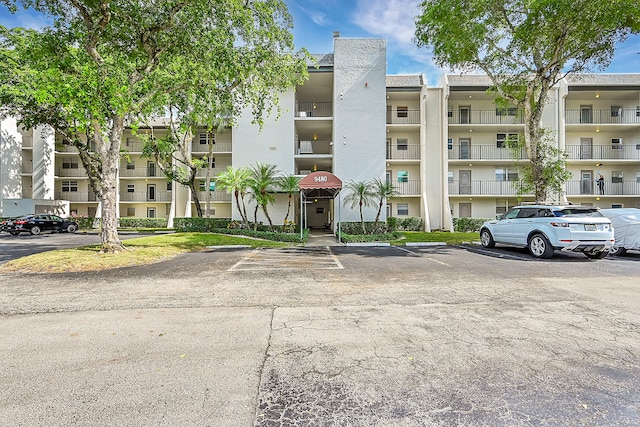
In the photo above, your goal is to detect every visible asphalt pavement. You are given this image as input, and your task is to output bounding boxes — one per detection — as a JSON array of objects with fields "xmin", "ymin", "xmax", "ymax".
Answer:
[{"xmin": 1, "ymin": 237, "xmax": 640, "ymax": 426}]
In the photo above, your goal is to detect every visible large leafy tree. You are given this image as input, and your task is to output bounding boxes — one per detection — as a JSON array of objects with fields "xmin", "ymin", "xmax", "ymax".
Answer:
[
  {"xmin": 0, "ymin": 0, "xmax": 307, "ymax": 252},
  {"xmin": 415, "ymin": 0, "xmax": 640, "ymax": 202}
]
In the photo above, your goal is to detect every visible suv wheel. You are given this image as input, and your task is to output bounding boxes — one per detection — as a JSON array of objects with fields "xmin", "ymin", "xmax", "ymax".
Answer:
[
  {"xmin": 30, "ymin": 226, "xmax": 41, "ymax": 235},
  {"xmin": 480, "ymin": 229, "xmax": 495, "ymax": 248},
  {"xmin": 528, "ymin": 234, "xmax": 553, "ymax": 259},
  {"xmin": 585, "ymin": 251, "xmax": 608, "ymax": 259},
  {"xmin": 609, "ymin": 246, "xmax": 626, "ymax": 256}
]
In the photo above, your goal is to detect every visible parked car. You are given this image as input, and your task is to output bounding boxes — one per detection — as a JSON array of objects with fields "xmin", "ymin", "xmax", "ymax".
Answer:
[
  {"xmin": 479, "ymin": 205, "xmax": 614, "ymax": 259},
  {"xmin": 600, "ymin": 208, "xmax": 640, "ymax": 256},
  {"xmin": 7, "ymin": 214, "xmax": 79, "ymax": 235},
  {"xmin": 0, "ymin": 217, "xmax": 18, "ymax": 233}
]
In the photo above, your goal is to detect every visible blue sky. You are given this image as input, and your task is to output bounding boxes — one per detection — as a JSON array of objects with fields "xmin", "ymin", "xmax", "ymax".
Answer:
[{"xmin": 2, "ymin": 0, "xmax": 639, "ymax": 86}]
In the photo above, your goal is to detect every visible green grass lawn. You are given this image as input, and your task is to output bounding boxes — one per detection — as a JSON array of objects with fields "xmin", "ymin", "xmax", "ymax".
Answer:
[
  {"xmin": 0, "ymin": 232, "xmax": 287, "ymax": 273},
  {"xmin": 393, "ymin": 231, "xmax": 480, "ymax": 245},
  {"xmin": 1, "ymin": 230, "xmax": 480, "ymax": 274}
]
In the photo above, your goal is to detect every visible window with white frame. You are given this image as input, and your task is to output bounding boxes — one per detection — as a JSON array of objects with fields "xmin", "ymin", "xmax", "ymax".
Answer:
[
  {"xmin": 448, "ymin": 171, "xmax": 454, "ymax": 183},
  {"xmin": 495, "ymin": 168, "xmax": 518, "ymax": 181},
  {"xmin": 612, "ymin": 171, "xmax": 623, "ymax": 183},
  {"xmin": 127, "ymin": 184, "xmax": 135, "ymax": 193},
  {"xmin": 397, "ymin": 203, "xmax": 409, "ymax": 216},
  {"xmin": 397, "ymin": 138, "xmax": 408, "ymax": 150},
  {"xmin": 167, "ymin": 181, "xmax": 172, "ymax": 191},
  {"xmin": 447, "ymin": 138, "xmax": 453, "ymax": 150},
  {"xmin": 199, "ymin": 133, "xmax": 215, "ymax": 144},
  {"xmin": 397, "ymin": 106, "xmax": 408, "ymax": 118},
  {"xmin": 636, "ymin": 172, "xmax": 640, "ymax": 183},
  {"xmin": 126, "ymin": 161, "xmax": 135, "ymax": 170},
  {"xmin": 62, "ymin": 158, "xmax": 78, "ymax": 169},
  {"xmin": 397, "ymin": 171, "xmax": 408, "ymax": 183},
  {"xmin": 62, "ymin": 180, "xmax": 78, "ymax": 192},
  {"xmin": 496, "ymin": 133, "xmax": 518, "ymax": 148},
  {"xmin": 611, "ymin": 106, "xmax": 622, "ymax": 117},
  {"xmin": 147, "ymin": 208, "xmax": 156, "ymax": 218},
  {"xmin": 611, "ymin": 204, "xmax": 623, "ymax": 209},
  {"xmin": 611, "ymin": 138, "xmax": 622, "ymax": 150}
]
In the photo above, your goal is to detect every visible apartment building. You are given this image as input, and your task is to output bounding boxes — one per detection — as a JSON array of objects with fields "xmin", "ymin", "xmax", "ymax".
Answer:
[
  {"xmin": 443, "ymin": 74, "xmax": 640, "ymax": 219},
  {"xmin": 1, "ymin": 35, "xmax": 639, "ymax": 229}
]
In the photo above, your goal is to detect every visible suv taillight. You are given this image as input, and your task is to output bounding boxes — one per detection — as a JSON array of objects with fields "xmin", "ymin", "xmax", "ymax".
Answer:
[{"xmin": 550, "ymin": 222, "xmax": 569, "ymax": 227}]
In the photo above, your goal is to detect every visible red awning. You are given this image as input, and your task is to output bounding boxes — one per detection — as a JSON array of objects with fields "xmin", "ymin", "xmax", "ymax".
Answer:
[{"xmin": 299, "ymin": 172, "xmax": 342, "ymax": 199}]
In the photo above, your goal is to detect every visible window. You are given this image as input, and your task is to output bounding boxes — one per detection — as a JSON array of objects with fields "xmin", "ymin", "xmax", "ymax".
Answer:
[
  {"xmin": 127, "ymin": 184, "xmax": 135, "ymax": 193},
  {"xmin": 611, "ymin": 106, "xmax": 622, "ymax": 117},
  {"xmin": 495, "ymin": 168, "xmax": 518, "ymax": 181},
  {"xmin": 198, "ymin": 180, "xmax": 215, "ymax": 191},
  {"xmin": 496, "ymin": 107, "xmax": 517, "ymax": 116},
  {"xmin": 496, "ymin": 133, "xmax": 518, "ymax": 148},
  {"xmin": 316, "ymin": 207, "xmax": 325, "ymax": 214},
  {"xmin": 126, "ymin": 161, "xmax": 135, "ymax": 170},
  {"xmin": 397, "ymin": 171, "xmax": 408, "ymax": 183},
  {"xmin": 612, "ymin": 171, "xmax": 623, "ymax": 183},
  {"xmin": 167, "ymin": 181, "xmax": 172, "ymax": 191},
  {"xmin": 62, "ymin": 158, "xmax": 78, "ymax": 169},
  {"xmin": 199, "ymin": 180, "xmax": 205, "ymax": 191},
  {"xmin": 147, "ymin": 208, "xmax": 156, "ymax": 218},
  {"xmin": 448, "ymin": 171, "xmax": 454, "ymax": 184},
  {"xmin": 447, "ymin": 138, "xmax": 453, "ymax": 150},
  {"xmin": 397, "ymin": 106, "xmax": 408, "ymax": 118},
  {"xmin": 199, "ymin": 133, "xmax": 215, "ymax": 144},
  {"xmin": 397, "ymin": 138, "xmax": 408, "ymax": 150},
  {"xmin": 126, "ymin": 207, "xmax": 135, "ymax": 217},
  {"xmin": 611, "ymin": 138, "xmax": 622, "ymax": 150},
  {"xmin": 397, "ymin": 203, "xmax": 409, "ymax": 216},
  {"xmin": 447, "ymin": 109, "xmax": 453, "ymax": 118},
  {"xmin": 611, "ymin": 204, "xmax": 623, "ymax": 209},
  {"xmin": 61, "ymin": 180, "xmax": 78, "ymax": 192}
]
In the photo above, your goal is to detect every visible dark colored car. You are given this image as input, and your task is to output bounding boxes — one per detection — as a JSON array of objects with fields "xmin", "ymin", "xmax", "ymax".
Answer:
[
  {"xmin": 0, "ymin": 217, "xmax": 18, "ymax": 233},
  {"xmin": 8, "ymin": 214, "xmax": 78, "ymax": 235}
]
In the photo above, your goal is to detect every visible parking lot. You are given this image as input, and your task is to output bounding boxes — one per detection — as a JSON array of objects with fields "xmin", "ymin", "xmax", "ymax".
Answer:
[{"xmin": 1, "ymin": 236, "xmax": 640, "ymax": 426}]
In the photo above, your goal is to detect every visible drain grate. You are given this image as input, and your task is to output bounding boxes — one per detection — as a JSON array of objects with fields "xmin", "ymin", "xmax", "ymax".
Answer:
[{"xmin": 228, "ymin": 247, "xmax": 343, "ymax": 271}]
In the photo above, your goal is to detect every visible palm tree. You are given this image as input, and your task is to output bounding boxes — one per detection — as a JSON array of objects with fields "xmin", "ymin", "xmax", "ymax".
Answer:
[
  {"xmin": 216, "ymin": 166, "xmax": 251, "ymax": 226},
  {"xmin": 248, "ymin": 163, "xmax": 280, "ymax": 229},
  {"xmin": 279, "ymin": 174, "xmax": 301, "ymax": 224},
  {"xmin": 343, "ymin": 180, "xmax": 375, "ymax": 234},
  {"xmin": 371, "ymin": 177, "xmax": 399, "ymax": 227}
]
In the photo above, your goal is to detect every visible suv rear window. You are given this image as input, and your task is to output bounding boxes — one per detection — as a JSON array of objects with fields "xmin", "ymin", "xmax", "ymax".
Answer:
[{"xmin": 555, "ymin": 208, "xmax": 602, "ymax": 217}]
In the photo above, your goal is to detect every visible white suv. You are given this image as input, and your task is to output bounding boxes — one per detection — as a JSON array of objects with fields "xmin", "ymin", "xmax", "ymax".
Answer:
[{"xmin": 479, "ymin": 205, "xmax": 614, "ymax": 259}]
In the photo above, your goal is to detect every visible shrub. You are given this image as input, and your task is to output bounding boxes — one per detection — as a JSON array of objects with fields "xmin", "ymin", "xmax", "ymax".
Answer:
[
  {"xmin": 119, "ymin": 217, "xmax": 168, "ymax": 229},
  {"xmin": 68, "ymin": 213, "xmax": 96, "ymax": 230},
  {"xmin": 453, "ymin": 217, "xmax": 490, "ymax": 232},
  {"xmin": 173, "ymin": 217, "xmax": 232, "ymax": 232},
  {"xmin": 386, "ymin": 217, "xmax": 424, "ymax": 231}
]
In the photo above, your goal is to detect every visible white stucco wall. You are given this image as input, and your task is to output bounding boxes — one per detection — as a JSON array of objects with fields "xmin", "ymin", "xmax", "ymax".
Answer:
[
  {"xmin": 0, "ymin": 117, "xmax": 23, "ymax": 215},
  {"xmin": 332, "ymin": 38, "xmax": 387, "ymax": 224},
  {"xmin": 31, "ymin": 125, "xmax": 55, "ymax": 200}
]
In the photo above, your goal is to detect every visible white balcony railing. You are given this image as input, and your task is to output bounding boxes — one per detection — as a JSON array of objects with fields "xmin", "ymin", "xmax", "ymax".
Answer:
[
  {"xmin": 448, "ymin": 145, "xmax": 528, "ymax": 160},
  {"xmin": 565, "ymin": 109, "xmax": 640, "ymax": 125},
  {"xmin": 565, "ymin": 144, "xmax": 640, "ymax": 160}
]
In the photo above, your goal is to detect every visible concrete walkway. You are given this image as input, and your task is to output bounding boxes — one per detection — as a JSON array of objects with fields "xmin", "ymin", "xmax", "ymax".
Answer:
[{"xmin": 305, "ymin": 229, "xmax": 341, "ymax": 246}]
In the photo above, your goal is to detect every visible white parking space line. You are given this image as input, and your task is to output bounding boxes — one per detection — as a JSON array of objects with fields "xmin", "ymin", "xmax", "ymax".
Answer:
[{"xmin": 228, "ymin": 247, "xmax": 344, "ymax": 271}]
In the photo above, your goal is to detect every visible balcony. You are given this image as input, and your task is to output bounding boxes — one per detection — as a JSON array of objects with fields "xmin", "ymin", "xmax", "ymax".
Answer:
[
  {"xmin": 191, "ymin": 141, "xmax": 232, "ymax": 153},
  {"xmin": 448, "ymin": 180, "xmax": 525, "ymax": 196},
  {"xmin": 387, "ymin": 110, "xmax": 420, "ymax": 125},
  {"xmin": 295, "ymin": 102, "xmax": 332, "ymax": 118},
  {"xmin": 195, "ymin": 168, "xmax": 225, "ymax": 178},
  {"xmin": 565, "ymin": 144, "xmax": 640, "ymax": 160},
  {"xmin": 56, "ymin": 167, "xmax": 88, "ymax": 177},
  {"xmin": 121, "ymin": 141, "xmax": 145, "ymax": 152},
  {"xmin": 120, "ymin": 191, "xmax": 172, "ymax": 202},
  {"xmin": 565, "ymin": 180, "xmax": 640, "ymax": 196},
  {"xmin": 565, "ymin": 109, "xmax": 640, "ymax": 125},
  {"xmin": 448, "ymin": 145, "xmax": 528, "ymax": 160},
  {"xmin": 296, "ymin": 140, "xmax": 333, "ymax": 155},
  {"xmin": 56, "ymin": 192, "xmax": 98, "ymax": 202},
  {"xmin": 393, "ymin": 179, "xmax": 421, "ymax": 196},
  {"xmin": 22, "ymin": 137, "xmax": 33, "ymax": 148},
  {"xmin": 448, "ymin": 110, "xmax": 524, "ymax": 125},
  {"xmin": 120, "ymin": 167, "xmax": 162, "ymax": 178},
  {"xmin": 195, "ymin": 191, "xmax": 232, "ymax": 202},
  {"xmin": 387, "ymin": 144, "xmax": 420, "ymax": 160}
]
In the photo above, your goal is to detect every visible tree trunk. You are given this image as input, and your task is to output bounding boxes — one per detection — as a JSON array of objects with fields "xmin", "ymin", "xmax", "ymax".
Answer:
[
  {"xmin": 234, "ymin": 191, "xmax": 246, "ymax": 224},
  {"xmin": 99, "ymin": 117, "xmax": 126, "ymax": 253},
  {"xmin": 253, "ymin": 205, "xmax": 259, "ymax": 230},
  {"xmin": 190, "ymin": 181, "xmax": 203, "ymax": 217},
  {"xmin": 359, "ymin": 202, "xmax": 366, "ymax": 234},
  {"xmin": 374, "ymin": 200, "xmax": 383, "ymax": 226},
  {"xmin": 284, "ymin": 195, "xmax": 292, "ymax": 222},
  {"xmin": 262, "ymin": 204, "xmax": 273, "ymax": 227}
]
